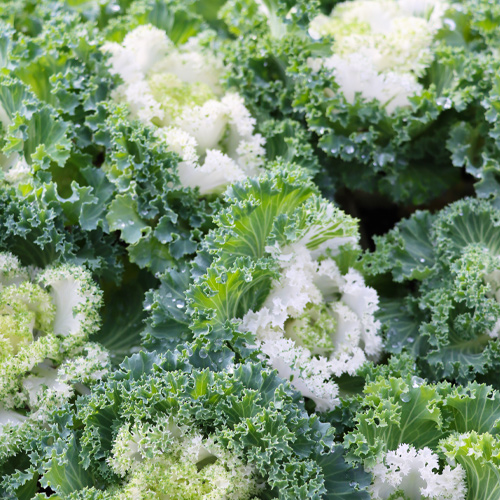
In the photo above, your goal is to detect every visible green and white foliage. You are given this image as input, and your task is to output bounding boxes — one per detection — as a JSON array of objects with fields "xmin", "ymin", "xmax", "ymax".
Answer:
[
  {"xmin": 145, "ymin": 165, "xmax": 382, "ymax": 411},
  {"xmin": 0, "ymin": 251, "xmax": 109, "ymax": 471},
  {"xmin": 48, "ymin": 350, "xmax": 368, "ymax": 499},
  {"xmin": 366, "ymin": 198, "xmax": 500, "ymax": 383},
  {"xmin": 103, "ymin": 24, "xmax": 266, "ymax": 195},
  {"xmin": 2, "ymin": 0, "xmax": 500, "ymax": 498},
  {"xmin": 0, "ymin": 6, "xmax": 215, "ymax": 279},
  {"xmin": 217, "ymin": 0, "xmax": 322, "ymax": 178},
  {"xmin": 108, "ymin": 422, "xmax": 259, "ymax": 499},
  {"xmin": 99, "ymin": 107, "xmax": 212, "ymax": 273},
  {"xmin": 237, "ymin": 188, "xmax": 382, "ymax": 411},
  {"xmin": 309, "ymin": 0, "xmax": 449, "ymax": 113},
  {"xmin": 294, "ymin": 0, "xmax": 500, "ymax": 204},
  {"xmin": 0, "ymin": 9, "xmax": 113, "ymax": 193},
  {"xmin": 0, "ymin": 9, "xmax": 131, "ymax": 278},
  {"xmin": 217, "ymin": 0, "xmax": 320, "ymax": 116},
  {"xmin": 369, "ymin": 444, "xmax": 466, "ymax": 500},
  {"xmin": 346, "ymin": 374, "xmax": 500, "ymax": 500}
]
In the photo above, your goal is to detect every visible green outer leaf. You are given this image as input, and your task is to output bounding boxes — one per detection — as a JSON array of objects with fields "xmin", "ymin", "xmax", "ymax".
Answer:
[
  {"xmin": 441, "ymin": 432, "xmax": 500, "ymax": 500},
  {"xmin": 319, "ymin": 446, "xmax": 370, "ymax": 499},
  {"xmin": 98, "ymin": 264, "xmax": 158, "ymax": 361},
  {"xmin": 142, "ymin": 265, "xmax": 192, "ymax": 351},
  {"xmin": 41, "ymin": 434, "xmax": 96, "ymax": 496},
  {"xmin": 376, "ymin": 297, "xmax": 425, "ymax": 356},
  {"xmin": 345, "ymin": 376, "xmax": 448, "ymax": 466},
  {"xmin": 445, "ymin": 383, "xmax": 500, "ymax": 435},
  {"xmin": 435, "ymin": 198, "xmax": 500, "ymax": 261},
  {"xmin": 106, "ymin": 193, "xmax": 148, "ymax": 244}
]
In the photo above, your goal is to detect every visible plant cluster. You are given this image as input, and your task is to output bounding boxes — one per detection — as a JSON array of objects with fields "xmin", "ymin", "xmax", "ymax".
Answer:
[{"xmin": 1, "ymin": 0, "xmax": 500, "ymax": 499}]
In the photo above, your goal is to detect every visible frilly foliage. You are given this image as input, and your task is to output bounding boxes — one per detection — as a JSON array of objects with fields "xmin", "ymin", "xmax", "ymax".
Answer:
[
  {"xmin": 365, "ymin": 198, "xmax": 500, "ymax": 383},
  {"xmin": 1, "ymin": 0, "xmax": 500, "ymax": 498}
]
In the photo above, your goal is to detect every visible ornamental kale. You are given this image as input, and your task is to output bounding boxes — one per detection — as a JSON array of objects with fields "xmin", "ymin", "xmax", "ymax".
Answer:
[
  {"xmin": 346, "ymin": 374, "xmax": 500, "ymax": 499},
  {"xmin": 0, "ymin": 252, "xmax": 109, "ymax": 491},
  {"xmin": 293, "ymin": 0, "xmax": 500, "ymax": 204},
  {"xmin": 1, "ymin": 0, "xmax": 500, "ymax": 498},
  {"xmin": 365, "ymin": 198, "xmax": 500, "ymax": 383},
  {"xmin": 144, "ymin": 164, "xmax": 382, "ymax": 411},
  {"xmin": 103, "ymin": 24, "xmax": 266, "ymax": 195}
]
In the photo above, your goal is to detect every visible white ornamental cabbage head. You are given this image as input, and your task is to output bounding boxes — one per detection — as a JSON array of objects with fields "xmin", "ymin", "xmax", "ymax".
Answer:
[
  {"xmin": 369, "ymin": 444, "xmax": 467, "ymax": 500},
  {"xmin": 0, "ymin": 253, "xmax": 109, "ymax": 432},
  {"xmin": 108, "ymin": 418, "xmax": 258, "ymax": 500},
  {"xmin": 309, "ymin": 0, "xmax": 449, "ymax": 113},
  {"xmin": 103, "ymin": 25, "xmax": 266, "ymax": 195},
  {"xmin": 240, "ymin": 212, "xmax": 382, "ymax": 412},
  {"xmin": 322, "ymin": 53, "xmax": 423, "ymax": 114}
]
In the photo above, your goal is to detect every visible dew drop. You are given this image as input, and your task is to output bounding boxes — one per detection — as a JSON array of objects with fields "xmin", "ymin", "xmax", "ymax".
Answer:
[
  {"xmin": 400, "ymin": 392, "xmax": 411, "ymax": 403},
  {"xmin": 412, "ymin": 376, "xmax": 425, "ymax": 388}
]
